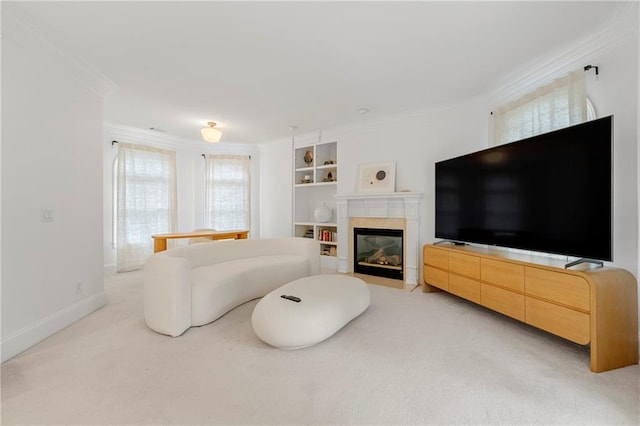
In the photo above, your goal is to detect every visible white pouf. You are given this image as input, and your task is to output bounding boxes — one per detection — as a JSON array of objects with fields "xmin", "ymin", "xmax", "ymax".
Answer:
[{"xmin": 251, "ymin": 275, "xmax": 371, "ymax": 349}]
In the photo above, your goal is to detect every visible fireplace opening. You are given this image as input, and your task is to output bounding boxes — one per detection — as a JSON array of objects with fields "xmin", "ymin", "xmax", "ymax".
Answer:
[{"xmin": 354, "ymin": 227, "xmax": 403, "ymax": 280}]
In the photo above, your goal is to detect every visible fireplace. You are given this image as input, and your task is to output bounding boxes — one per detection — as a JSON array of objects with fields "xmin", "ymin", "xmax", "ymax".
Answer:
[
  {"xmin": 335, "ymin": 192, "xmax": 421, "ymax": 286},
  {"xmin": 354, "ymin": 227, "xmax": 404, "ymax": 280}
]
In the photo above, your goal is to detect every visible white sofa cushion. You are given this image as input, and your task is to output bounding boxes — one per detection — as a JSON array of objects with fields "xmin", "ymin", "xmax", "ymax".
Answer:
[{"xmin": 191, "ymin": 255, "xmax": 311, "ymax": 326}]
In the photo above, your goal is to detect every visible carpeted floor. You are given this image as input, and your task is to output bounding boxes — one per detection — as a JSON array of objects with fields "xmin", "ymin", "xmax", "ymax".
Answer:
[{"xmin": 1, "ymin": 271, "xmax": 639, "ymax": 425}]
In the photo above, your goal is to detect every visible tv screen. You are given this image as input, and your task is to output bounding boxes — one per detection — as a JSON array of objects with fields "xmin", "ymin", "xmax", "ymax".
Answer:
[{"xmin": 435, "ymin": 115, "xmax": 612, "ymax": 261}]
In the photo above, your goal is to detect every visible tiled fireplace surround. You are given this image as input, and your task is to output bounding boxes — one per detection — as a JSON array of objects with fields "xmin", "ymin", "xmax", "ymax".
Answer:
[{"xmin": 334, "ymin": 192, "xmax": 421, "ymax": 286}]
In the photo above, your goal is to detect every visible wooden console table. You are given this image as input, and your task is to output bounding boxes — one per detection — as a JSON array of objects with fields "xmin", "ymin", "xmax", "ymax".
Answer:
[
  {"xmin": 423, "ymin": 243, "xmax": 639, "ymax": 373},
  {"xmin": 152, "ymin": 230, "xmax": 249, "ymax": 253}
]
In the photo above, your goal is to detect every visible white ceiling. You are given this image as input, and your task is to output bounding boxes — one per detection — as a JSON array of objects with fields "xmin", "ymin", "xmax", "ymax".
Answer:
[{"xmin": 5, "ymin": 1, "xmax": 622, "ymax": 144}]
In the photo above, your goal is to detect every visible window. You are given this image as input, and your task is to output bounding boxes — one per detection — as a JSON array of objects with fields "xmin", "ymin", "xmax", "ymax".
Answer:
[
  {"xmin": 204, "ymin": 155, "xmax": 250, "ymax": 231},
  {"xmin": 116, "ymin": 143, "xmax": 177, "ymax": 272},
  {"xmin": 493, "ymin": 69, "xmax": 588, "ymax": 145}
]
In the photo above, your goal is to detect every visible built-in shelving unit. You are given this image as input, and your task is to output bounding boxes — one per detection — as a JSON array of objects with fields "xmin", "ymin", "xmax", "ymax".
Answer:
[{"xmin": 293, "ymin": 141, "xmax": 338, "ymax": 269}]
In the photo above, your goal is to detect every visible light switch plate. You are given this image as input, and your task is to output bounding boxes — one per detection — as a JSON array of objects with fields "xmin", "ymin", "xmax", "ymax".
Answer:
[{"xmin": 41, "ymin": 208, "xmax": 54, "ymax": 222}]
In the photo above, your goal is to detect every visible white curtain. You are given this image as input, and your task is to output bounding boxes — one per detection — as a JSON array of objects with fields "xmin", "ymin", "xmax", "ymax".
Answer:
[
  {"xmin": 204, "ymin": 155, "xmax": 250, "ymax": 231},
  {"xmin": 493, "ymin": 70, "xmax": 587, "ymax": 145},
  {"xmin": 116, "ymin": 143, "xmax": 177, "ymax": 272}
]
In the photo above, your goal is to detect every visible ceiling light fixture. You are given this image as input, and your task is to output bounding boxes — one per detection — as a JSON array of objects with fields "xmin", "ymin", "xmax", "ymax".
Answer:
[{"xmin": 201, "ymin": 121, "xmax": 222, "ymax": 143}]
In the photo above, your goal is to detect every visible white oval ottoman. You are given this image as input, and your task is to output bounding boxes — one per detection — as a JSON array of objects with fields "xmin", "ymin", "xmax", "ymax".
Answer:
[{"xmin": 251, "ymin": 275, "xmax": 371, "ymax": 349}]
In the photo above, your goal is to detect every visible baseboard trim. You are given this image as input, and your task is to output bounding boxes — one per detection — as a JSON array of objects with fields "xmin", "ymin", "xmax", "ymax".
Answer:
[
  {"xmin": 104, "ymin": 263, "xmax": 117, "ymax": 275},
  {"xmin": 1, "ymin": 292, "xmax": 106, "ymax": 363}
]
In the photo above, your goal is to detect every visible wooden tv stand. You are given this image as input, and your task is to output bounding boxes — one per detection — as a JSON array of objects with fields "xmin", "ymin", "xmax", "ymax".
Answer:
[{"xmin": 423, "ymin": 243, "xmax": 639, "ymax": 373}]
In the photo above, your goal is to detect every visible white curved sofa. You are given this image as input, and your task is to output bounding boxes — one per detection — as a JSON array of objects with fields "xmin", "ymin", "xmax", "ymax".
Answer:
[{"xmin": 144, "ymin": 237, "xmax": 320, "ymax": 337}]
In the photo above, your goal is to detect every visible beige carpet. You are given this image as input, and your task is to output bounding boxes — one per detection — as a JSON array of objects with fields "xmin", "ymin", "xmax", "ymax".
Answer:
[{"xmin": 1, "ymin": 271, "xmax": 639, "ymax": 425}]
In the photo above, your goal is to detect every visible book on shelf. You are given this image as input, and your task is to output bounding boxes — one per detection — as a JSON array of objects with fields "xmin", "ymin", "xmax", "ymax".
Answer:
[{"xmin": 318, "ymin": 230, "xmax": 337, "ymax": 242}]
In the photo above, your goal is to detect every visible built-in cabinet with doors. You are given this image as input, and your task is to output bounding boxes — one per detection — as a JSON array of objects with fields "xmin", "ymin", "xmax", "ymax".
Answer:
[{"xmin": 293, "ymin": 141, "xmax": 338, "ymax": 270}]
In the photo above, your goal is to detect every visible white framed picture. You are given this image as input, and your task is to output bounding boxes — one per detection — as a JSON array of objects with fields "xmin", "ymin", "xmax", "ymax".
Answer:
[{"xmin": 358, "ymin": 161, "xmax": 396, "ymax": 193}]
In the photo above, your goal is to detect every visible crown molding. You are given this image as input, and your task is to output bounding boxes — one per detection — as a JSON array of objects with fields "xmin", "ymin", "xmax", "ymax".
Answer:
[
  {"xmin": 489, "ymin": 1, "xmax": 639, "ymax": 106},
  {"xmin": 260, "ymin": 6, "xmax": 637, "ymax": 145},
  {"xmin": 104, "ymin": 123, "xmax": 257, "ymax": 155},
  {"xmin": 1, "ymin": 8, "xmax": 119, "ymax": 98},
  {"xmin": 266, "ymin": 93, "xmax": 488, "ymax": 148}
]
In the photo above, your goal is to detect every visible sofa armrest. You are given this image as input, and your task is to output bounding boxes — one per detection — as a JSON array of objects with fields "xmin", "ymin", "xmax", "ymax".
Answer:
[
  {"xmin": 144, "ymin": 254, "xmax": 192, "ymax": 337},
  {"xmin": 296, "ymin": 238, "xmax": 321, "ymax": 275}
]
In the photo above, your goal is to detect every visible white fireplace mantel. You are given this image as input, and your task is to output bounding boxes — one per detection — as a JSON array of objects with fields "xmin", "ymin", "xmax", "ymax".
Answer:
[{"xmin": 334, "ymin": 192, "xmax": 422, "ymax": 286}]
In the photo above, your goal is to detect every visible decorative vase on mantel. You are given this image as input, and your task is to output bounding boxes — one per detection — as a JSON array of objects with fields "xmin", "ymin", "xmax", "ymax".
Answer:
[{"xmin": 313, "ymin": 202, "xmax": 332, "ymax": 223}]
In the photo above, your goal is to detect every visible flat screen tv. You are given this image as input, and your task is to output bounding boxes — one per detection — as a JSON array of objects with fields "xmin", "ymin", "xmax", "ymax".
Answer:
[{"xmin": 435, "ymin": 115, "xmax": 612, "ymax": 261}]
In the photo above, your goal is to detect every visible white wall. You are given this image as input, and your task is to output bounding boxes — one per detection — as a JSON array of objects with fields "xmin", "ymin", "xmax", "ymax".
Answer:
[
  {"xmin": 585, "ymin": 35, "xmax": 639, "ymax": 278},
  {"xmin": 259, "ymin": 98, "xmax": 489, "ymax": 264},
  {"xmin": 259, "ymin": 139, "xmax": 293, "ymax": 238},
  {"xmin": 1, "ymin": 14, "xmax": 107, "ymax": 361},
  {"xmin": 102, "ymin": 126, "xmax": 261, "ymax": 273}
]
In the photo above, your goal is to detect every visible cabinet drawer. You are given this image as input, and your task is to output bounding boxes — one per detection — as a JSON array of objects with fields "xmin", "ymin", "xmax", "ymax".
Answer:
[
  {"xmin": 424, "ymin": 266, "xmax": 448, "ymax": 291},
  {"xmin": 526, "ymin": 297, "xmax": 590, "ymax": 344},
  {"xmin": 481, "ymin": 284, "xmax": 524, "ymax": 321},
  {"xmin": 449, "ymin": 252, "xmax": 480, "ymax": 279},
  {"xmin": 424, "ymin": 246, "xmax": 448, "ymax": 269},
  {"xmin": 481, "ymin": 258, "xmax": 524, "ymax": 292},
  {"xmin": 525, "ymin": 268, "xmax": 590, "ymax": 312},
  {"xmin": 449, "ymin": 274, "xmax": 481, "ymax": 304}
]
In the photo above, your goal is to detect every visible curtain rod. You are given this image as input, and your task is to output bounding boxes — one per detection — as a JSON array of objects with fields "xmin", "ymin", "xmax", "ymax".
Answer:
[
  {"xmin": 112, "ymin": 141, "xmax": 251, "ymax": 160},
  {"xmin": 490, "ymin": 65, "xmax": 599, "ymax": 116},
  {"xmin": 113, "ymin": 141, "xmax": 251, "ymax": 160},
  {"xmin": 202, "ymin": 154, "xmax": 252, "ymax": 159}
]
